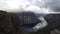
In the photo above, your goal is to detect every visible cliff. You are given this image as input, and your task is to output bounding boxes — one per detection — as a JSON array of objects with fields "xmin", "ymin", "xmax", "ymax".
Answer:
[
  {"xmin": 0, "ymin": 11, "xmax": 23, "ymax": 34},
  {"xmin": 16, "ymin": 12, "xmax": 41, "ymax": 25}
]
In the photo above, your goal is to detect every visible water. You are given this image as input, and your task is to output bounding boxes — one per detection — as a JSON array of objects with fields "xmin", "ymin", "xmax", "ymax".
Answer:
[
  {"xmin": 21, "ymin": 23, "xmax": 38, "ymax": 32},
  {"xmin": 23, "ymin": 27, "xmax": 37, "ymax": 32}
]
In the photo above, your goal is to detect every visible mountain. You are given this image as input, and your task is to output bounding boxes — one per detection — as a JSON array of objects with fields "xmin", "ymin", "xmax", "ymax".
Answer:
[
  {"xmin": 37, "ymin": 14, "xmax": 60, "ymax": 34},
  {"xmin": 44, "ymin": 14, "xmax": 60, "ymax": 29},
  {"xmin": 15, "ymin": 12, "xmax": 41, "ymax": 25},
  {"xmin": 0, "ymin": 11, "xmax": 24, "ymax": 34},
  {"xmin": 15, "ymin": 12, "xmax": 42, "ymax": 32},
  {"xmin": 36, "ymin": 13, "xmax": 46, "ymax": 17}
]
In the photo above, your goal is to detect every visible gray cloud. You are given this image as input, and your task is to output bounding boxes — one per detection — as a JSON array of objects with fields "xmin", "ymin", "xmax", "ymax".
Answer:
[
  {"xmin": 0, "ymin": 0, "xmax": 60, "ymax": 13},
  {"xmin": 44, "ymin": 0, "xmax": 60, "ymax": 12}
]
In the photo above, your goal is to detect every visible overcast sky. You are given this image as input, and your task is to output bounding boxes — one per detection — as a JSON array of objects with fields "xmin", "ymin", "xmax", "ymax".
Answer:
[{"xmin": 0, "ymin": 0, "xmax": 60, "ymax": 13}]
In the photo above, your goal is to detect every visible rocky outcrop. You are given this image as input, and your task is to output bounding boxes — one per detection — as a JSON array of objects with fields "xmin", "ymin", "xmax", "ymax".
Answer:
[
  {"xmin": 44, "ymin": 14, "xmax": 60, "ymax": 30},
  {"xmin": 0, "ymin": 11, "xmax": 23, "ymax": 34},
  {"xmin": 16, "ymin": 12, "xmax": 41, "ymax": 26}
]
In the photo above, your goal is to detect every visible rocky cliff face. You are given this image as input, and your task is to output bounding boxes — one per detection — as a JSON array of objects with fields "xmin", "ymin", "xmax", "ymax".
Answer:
[
  {"xmin": 44, "ymin": 14, "xmax": 60, "ymax": 29},
  {"xmin": 0, "ymin": 11, "xmax": 23, "ymax": 34},
  {"xmin": 0, "ymin": 11, "xmax": 41, "ymax": 34},
  {"xmin": 16, "ymin": 12, "xmax": 41, "ymax": 25}
]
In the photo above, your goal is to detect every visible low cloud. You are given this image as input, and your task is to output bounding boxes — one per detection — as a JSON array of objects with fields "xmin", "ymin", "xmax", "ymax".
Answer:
[{"xmin": 0, "ymin": 0, "xmax": 60, "ymax": 13}]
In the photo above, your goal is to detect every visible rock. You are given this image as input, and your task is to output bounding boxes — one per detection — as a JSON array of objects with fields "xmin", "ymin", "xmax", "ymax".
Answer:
[
  {"xmin": 44, "ymin": 14, "xmax": 60, "ymax": 30},
  {"xmin": 16, "ymin": 12, "xmax": 41, "ymax": 25},
  {"xmin": 0, "ymin": 10, "xmax": 23, "ymax": 34}
]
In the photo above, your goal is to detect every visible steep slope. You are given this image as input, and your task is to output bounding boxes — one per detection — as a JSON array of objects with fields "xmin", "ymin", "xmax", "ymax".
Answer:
[{"xmin": 0, "ymin": 11, "xmax": 23, "ymax": 34}]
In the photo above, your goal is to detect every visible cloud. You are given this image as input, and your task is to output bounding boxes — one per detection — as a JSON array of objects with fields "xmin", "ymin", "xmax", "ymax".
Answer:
[
  {"xmin": 0, "ymin": 0, "xmax": 49, "ymax": 13},
  {"xmin": 44, "ymin": 0, "xmax": 60, "ymax": 12},
  {"xmin": 0, "ymin": 0, "xmax": 60, "ymax": 13}
]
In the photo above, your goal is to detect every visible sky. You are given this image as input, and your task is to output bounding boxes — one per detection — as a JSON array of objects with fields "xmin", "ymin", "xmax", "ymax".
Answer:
[{"xmin": 0, "ymin": 0, "xmax": 60, "ymax": 13}]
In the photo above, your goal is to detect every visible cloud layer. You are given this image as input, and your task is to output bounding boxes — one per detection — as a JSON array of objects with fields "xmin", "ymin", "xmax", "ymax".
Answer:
[
  {"xmin": 44, "ymin": 0, "xmax": 60, "ymax": 12},
  {"xmin": 0, "ymin": 0, "xmax": 60, "ymax": 13}
]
